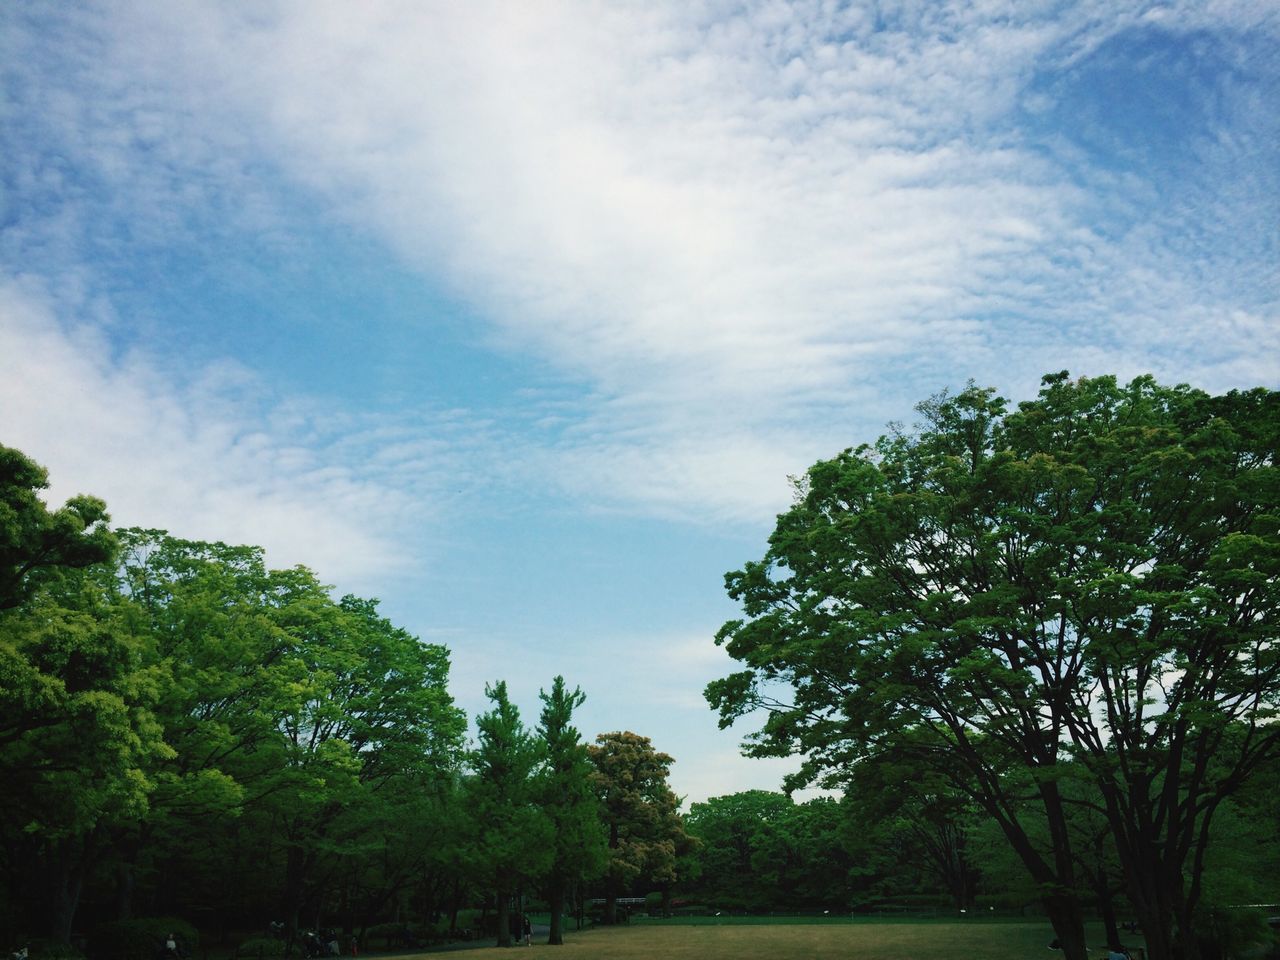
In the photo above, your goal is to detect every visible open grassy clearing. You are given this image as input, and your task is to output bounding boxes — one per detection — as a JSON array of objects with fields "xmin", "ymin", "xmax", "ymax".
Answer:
[{"xmin": 408, "ymin": 920, "xmax": 1134, "ymax": 960}]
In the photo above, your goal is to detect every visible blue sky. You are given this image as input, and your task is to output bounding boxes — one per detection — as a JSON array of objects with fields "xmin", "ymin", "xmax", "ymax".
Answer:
[{"xmin": 2, "ymin": 1, "xmax": 1277, "ymax": 803}]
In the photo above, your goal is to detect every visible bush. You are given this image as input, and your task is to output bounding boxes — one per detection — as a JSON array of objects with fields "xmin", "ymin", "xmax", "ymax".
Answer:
[
  {"xmin": 18, "ymin": 938, "xmax": 86, "ymax": 960},
  {"xmin": 362, "ymin": 922, "xmax": 427, "ymax": 949},
  {"xmin": 452, "ymin": 909, "xmax": 485, "ymax": 938},
  {"xmin": 1195, "ymin": 907, "xmax": 1274, "ymax": 960},
  {"xmin": 233, "ymin": 938, "xmax": 284, "ymax": 959},
  {"xmin": 90, "ymin": 918, "xmax": 198, "ymax": 960}
]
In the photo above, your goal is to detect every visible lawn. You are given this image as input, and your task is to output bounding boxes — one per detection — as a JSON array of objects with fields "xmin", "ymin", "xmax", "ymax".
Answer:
[{"xmin": 407, "ymin": 920, "xmax": 1135, "ymax": 960}]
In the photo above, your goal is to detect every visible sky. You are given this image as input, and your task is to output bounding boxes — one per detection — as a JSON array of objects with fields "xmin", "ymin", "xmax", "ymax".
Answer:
[{"xmin": 1, "ymin": 1, "xmax": 1277, "ymax": 805}]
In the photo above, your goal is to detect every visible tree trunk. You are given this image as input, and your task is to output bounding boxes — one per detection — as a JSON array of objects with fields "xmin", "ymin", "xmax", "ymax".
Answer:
[
  {"xmin": 495, "ymin": 887, "xmax": 512, "ymax": 948},
  {"xmin": 50, "ymin": 835, "xmax": 93, "ymax": 945},
  {"xmin": 1045, "ymin": 893, "xmax": 1090, "ymax": 960},
  {"xmin": 548, "ymin": 875, "xmax": 565, "ymax": 945},
  {"xmin": 115, "ymin": 860, "xmax": 136, "ymax": 921},
  {"xmin": 980, "ymin": 796, "xmax": 1089, "ymax": 960},
  {"xmin": 448, "ymin": 877, "xmax": 462, "ymax": 937},
  {"xmin": 1094, "ymin": 870, "xmax": 1121, "ymax": 951},
  {"xmin": 283, "ymin": 844, "xmax": 310, "ymax": 952}
]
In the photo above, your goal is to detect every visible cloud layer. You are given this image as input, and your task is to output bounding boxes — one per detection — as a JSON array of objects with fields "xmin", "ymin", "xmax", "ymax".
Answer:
[
  {"xmin": 3, "ymin": 1, "xmax": 1276, "ymax": 799},
  {"xmin": 61, "ymin": 4, "xmax": 1276, "ymax": 509}
]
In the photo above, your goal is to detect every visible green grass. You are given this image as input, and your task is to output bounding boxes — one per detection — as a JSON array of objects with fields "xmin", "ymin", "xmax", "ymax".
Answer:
[{"xmin": 398, "ymin": 920, "xmax": 1140, "ymax": 960}]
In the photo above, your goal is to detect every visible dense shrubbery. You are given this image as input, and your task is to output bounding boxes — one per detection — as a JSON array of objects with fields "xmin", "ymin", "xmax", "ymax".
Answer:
[
  {"xmin": 89, "ymin": 918, "xmax": 198, "ymax": 960},
  {"xmin": 233, "ymin": 938, "xmax": 285, "ymax": 959},
  {"xmin": 17, "ymin": 939, "xmax": 85, "ymax": 960}
]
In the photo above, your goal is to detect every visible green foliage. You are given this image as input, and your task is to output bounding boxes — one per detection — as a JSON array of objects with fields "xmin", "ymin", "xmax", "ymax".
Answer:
[
  {"xmin": 537, "ymin": 676, "xmax": 606, "ymax": 943},
  {"xmin": 13, "ymin": 938, "xmax": 85, "ymax": 960},
  {"xmin": 589, "ymin": 730, "xmax": 694, "ymax": 915},
  {"xmin": 0, "ymin": 455, "xmax": 470, "ymax": 946},
  {"xmin": 90, "ymin": 917, "xmax": 198, "ymax": 960},
  {"xmin": 0, "ymin": 445, "xmax": 115, "ymax": 611},
  {"xmin": 1192, "ymin": 907, "xmax": 1276, "ymax": 960},
  {"xmin": 684, "ymin": 791, "xmax": 857, "ymax": 912},
  {"xmin": 234, "ymin": 938, "xmax": 286, "ymax": 957},
  {"xmin": 708, "ymin": 373, "xmax": 1280, "ymax": 960}
]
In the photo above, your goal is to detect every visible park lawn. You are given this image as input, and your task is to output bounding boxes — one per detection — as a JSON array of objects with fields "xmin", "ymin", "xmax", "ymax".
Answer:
[{"xmin": 412, "ymin": 920, "xmax": 1134, "ymax": 960}]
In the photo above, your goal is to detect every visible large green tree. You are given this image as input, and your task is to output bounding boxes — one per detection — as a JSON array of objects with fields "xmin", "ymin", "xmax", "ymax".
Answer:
[
  {"xmin": 588, "ymin": 731, "xmax": 692, "ymax": 923},
  {"xmin": 468, "ymin": 682, "xmax": 551, "ymax": 947},
  {"xmin": 0, "ymin": 449, "xmax": 164, "ymax": 944},
  {"xmin": 536, "ymin": 677, "xmax": 605, "ymax": 945},
  {"xmin": 707, "ymin": 374, "xmax": 1280, "ymax": 960}
]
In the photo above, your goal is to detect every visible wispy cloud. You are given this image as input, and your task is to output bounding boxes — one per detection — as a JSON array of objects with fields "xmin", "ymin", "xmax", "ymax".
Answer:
[
  {"xmin": 195, "ymin": 1, "xmax": 1277, "ymax": 512},
  {"xmin": 0, "ymin": 279, "xmax": 476, "ymax": 592},
  {"xmin": 4, "ymin": 0, "xmax": 1276, "ymax": 528}
]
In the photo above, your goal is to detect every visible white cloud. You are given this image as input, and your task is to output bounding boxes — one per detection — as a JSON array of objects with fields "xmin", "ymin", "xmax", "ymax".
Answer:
[
  {"xmin": 0, "ymin": 279, "xmax": 464, "ymax": 592},
  {"xmin": 174, "ymin": 1, "xmax": 1275, "ymax": 508},
  {"xmin": 6, "ymin": 0, "xmax": 1277, "ymax": 524}
]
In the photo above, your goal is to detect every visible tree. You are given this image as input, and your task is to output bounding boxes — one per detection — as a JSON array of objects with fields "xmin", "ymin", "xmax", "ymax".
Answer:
[
  {"xmin": 0, "ymin": 444, "xmax": 114, "ymax": 610},
  {"xmin": 588, "ymin": 732, "xmax": 692, "ymax": 923},
  {"xmin": 536, "ymin": 677, "xmax": 606, "ymax": 945},
  {"xmin": 0, "ymin": 451, "xmax": 163, "ymax": 944},
  {"xmin": 707, "ymin": 374, "xmax": 1280, "ymax": 960},
  {"xmin": 683, "ymin": 791, "xmax": 860, "ymax": 913},
  {"xmin": 102, "ymin": 530, "xmax": 466, "ymax": 940},
  {"xmin": 841, "ymin": 739, "xmax": 982, "ymax": 912},
  {"xmin": 468, "ymin": 682, "xmax": 551, "ymax": 947}
]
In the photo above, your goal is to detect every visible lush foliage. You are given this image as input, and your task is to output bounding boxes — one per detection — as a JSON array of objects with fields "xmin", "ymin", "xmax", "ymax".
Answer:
[
  {"xmin": 5, "ymin": 365, "xmax": 1279, "ymax": 960},
  {"xmin": 590, "ymin": 732, "xmax": 694, "ymax": 922},
  {"xmin": 0, "ymin": 443, "xmax": 684, "ymax": 952},
  {"xmin": 538, "ymin": 677, "xmax": 608, "ymax": 944},
  {"xmin": 708, "ymin": 374, "xmax": 1280, "ymax": 960}
]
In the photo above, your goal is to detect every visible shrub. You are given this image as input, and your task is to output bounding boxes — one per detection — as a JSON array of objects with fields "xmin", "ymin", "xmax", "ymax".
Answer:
[
  {"xmin": 452, "ymin": 909, "xmax": 485, "ymax": 938},
  {"xmin": 90, "ymin": 917, "xmax": 198, "ymax": 960},
  {"xmin": 1195, "ymin": 907, "xmax": 1273, "ymax": 960},
  {"xmin": 19, "ymin": 938, "xmax": 85, "ymax": 960},
  {"xmin": 233, "ymin": 938, "xmax": 285, "ymax": 959}
]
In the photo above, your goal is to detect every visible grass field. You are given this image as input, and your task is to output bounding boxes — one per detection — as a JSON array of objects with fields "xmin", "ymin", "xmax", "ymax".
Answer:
[{"xmin": 412, "ymin": 920, "xmax": 1135, "ymax": 960}]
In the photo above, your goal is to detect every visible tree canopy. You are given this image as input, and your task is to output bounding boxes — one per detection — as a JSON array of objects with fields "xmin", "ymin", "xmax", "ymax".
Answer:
[
  {"xmin": 589, "ymin": 731, "xmax": 692, "ymax": 923},
  {"xmin": 708, "ymin": 373, "xmax": 1280, "ymax": 960}
]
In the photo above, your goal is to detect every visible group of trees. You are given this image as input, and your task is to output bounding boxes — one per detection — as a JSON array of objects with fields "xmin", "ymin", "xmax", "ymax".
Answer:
[
  {"xmin": 708, "ymin": 374, "xmax": 1280, "ymax": 960},
  {"xmin": 681, "ymin": 791, "xmax": 855, "ymax": 912},
  {"xmin": 0, "ymin": 444, "xmax": 688, "ymax": 952},
  {"xmin": 5, "ymin": 370, "xmax": 1277, "ymax": 960}
]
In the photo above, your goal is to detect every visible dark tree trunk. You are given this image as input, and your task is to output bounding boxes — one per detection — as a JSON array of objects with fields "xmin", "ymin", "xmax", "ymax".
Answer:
[
  {"xmin": 975, "ymin": 780, "xmax": 1089, "ymax": 960},
  {"xmin": 283, "ymin": 843, "xmax": 313, "ymax": 952},
  {"xmin": 604, "ymin": 887, "xmax": 617, "ymax": 926},
  {"xmin": 1095, "ymin": 869, "xmax": 1121, "ymax": 951},
  {"xmin": 115, "ymin": 860, "xmax": 136, "ymax": 921},
  {"xmin": 50, "ymin": 835, "xmax": 94, "ymax": 945},
  {"xmin": 495, "ymin": 887, "xmax": 512, "ymax": 948},
  {"xmin": 548, "ymin": 874, "xmax": 566, "ymax": 945},
  {"xmin": 448, "ymin": 877, "xmax": 462, "ymax": 937},
  {"xmin": 1044, "ymin": 893, "xmax": 1090, "ymax": 960}
]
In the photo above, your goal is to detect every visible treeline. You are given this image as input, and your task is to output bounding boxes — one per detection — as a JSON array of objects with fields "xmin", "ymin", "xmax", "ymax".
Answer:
[
  {"xmin": 681, "ymin": 775, "xmax": 1280, "ymax": 931},
  {"xmin": 8, "ymin": 396, "xmax": 1280, "ymax": 960},
  {"xmin": 0, "ymin": 445, "xmax": 689, "ymax": 954}
]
